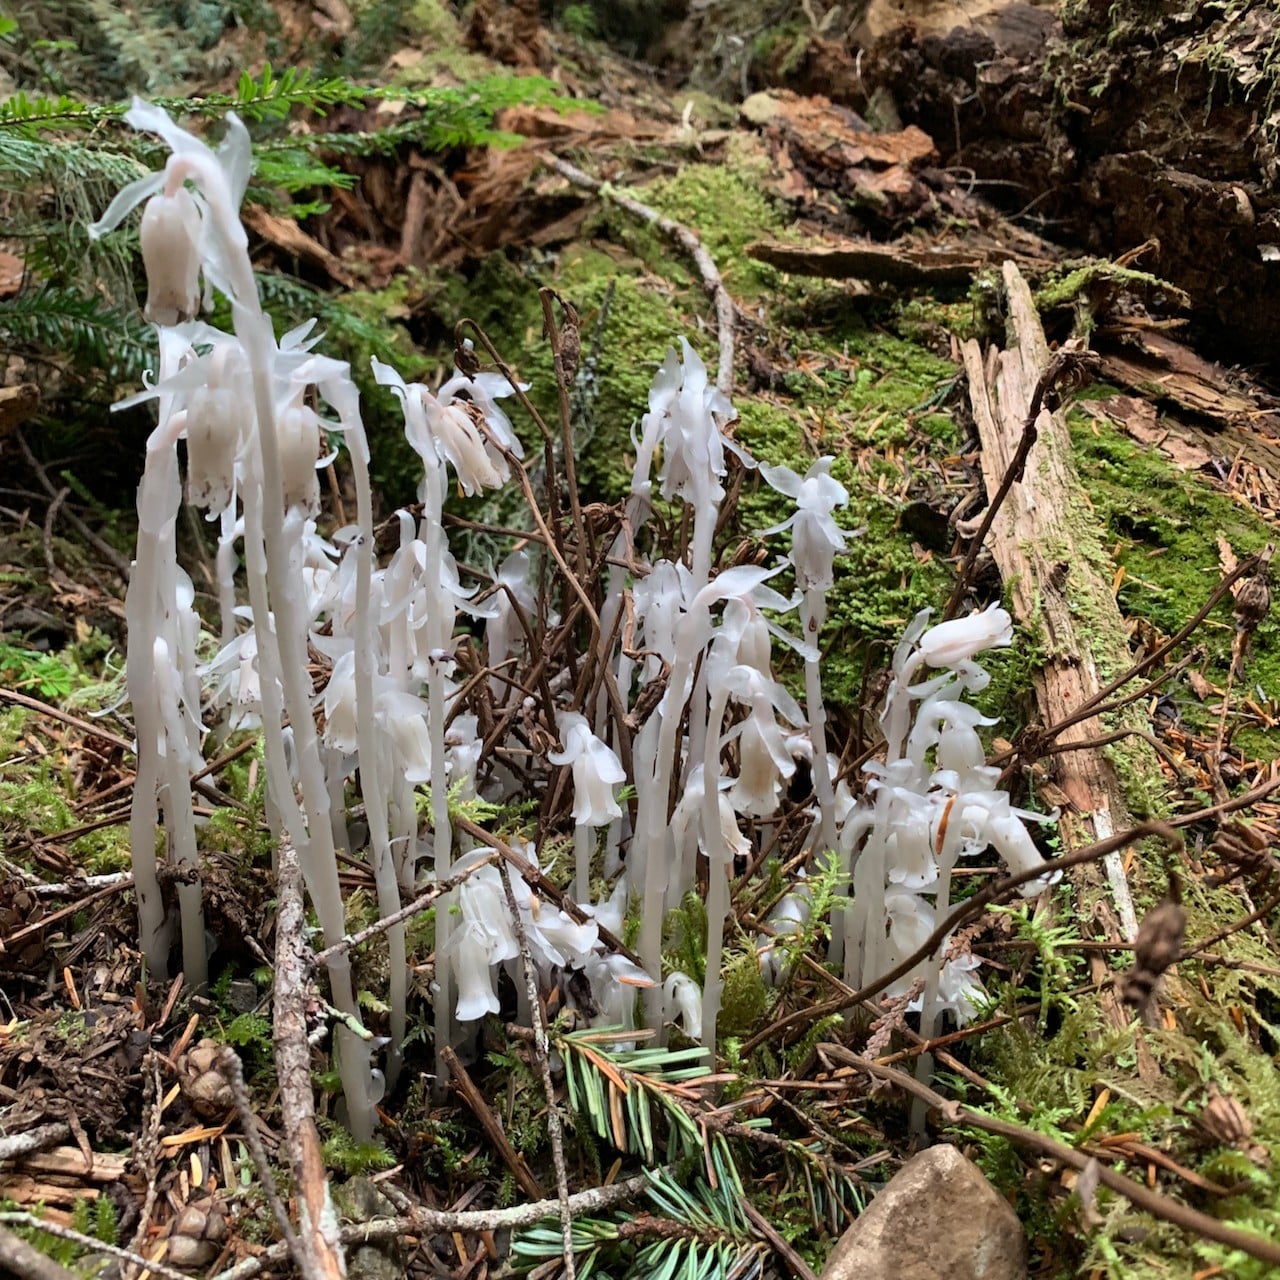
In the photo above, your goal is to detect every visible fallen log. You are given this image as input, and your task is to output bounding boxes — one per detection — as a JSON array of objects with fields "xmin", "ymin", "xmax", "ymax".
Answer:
[{"xmin": 961, "ymin": 261, "xmax": 1166, "ymax": 1064}]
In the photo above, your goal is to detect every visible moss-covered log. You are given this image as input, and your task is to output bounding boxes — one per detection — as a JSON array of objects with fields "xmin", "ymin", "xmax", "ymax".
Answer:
[{"xmin": 765, "ymin": 1, "xmax": 1280, "ymax": 367}]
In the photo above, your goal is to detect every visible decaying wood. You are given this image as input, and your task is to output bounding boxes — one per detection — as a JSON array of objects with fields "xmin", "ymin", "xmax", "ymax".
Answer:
[
  {"xmin": 0, "ymin": 384, "xmax": 39, "ymax": 440},
  {"xmin": 0, "ymin": 1147, "xmax": 131, "ymax": 1210},
  {"xmin": 747, "ymin": 239, "xmax": 981, "ymax": 285},
  {"xmin": 242, "ymin": 205, "xmax": 355, "ymax": 289},
  {"xmin": 740, "ymin": 90, "xmax": 938, "ymax": 225},
  {"xmin": 962, "ymin": 262, "xmax": 1164, "ymax": 1067},
  {"xmin": 1096, "ymin": 328, "xmax": 1280, "ymax": 432}
]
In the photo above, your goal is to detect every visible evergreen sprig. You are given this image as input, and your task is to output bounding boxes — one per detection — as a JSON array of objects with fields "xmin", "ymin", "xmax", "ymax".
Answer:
[{"xmin": 0, "ymin": 285, "xmax": 153, "ymax": 383}]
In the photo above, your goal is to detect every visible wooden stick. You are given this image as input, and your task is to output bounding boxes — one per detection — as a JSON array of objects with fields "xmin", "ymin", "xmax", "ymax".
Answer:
[
  {"xmin": 441, "ymin": 1046, "xmax": 545, "ymax": 1201},
  {"xmin": 541, "ymin": 153, "xmax": 736, "ymax": 397},
  {"xmin": 272, "ymin": 836, "xmax": 346, "ymax": 1280}
]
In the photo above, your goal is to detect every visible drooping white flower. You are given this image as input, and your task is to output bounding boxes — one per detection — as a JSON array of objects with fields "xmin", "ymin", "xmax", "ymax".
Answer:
[
  {"xmin": 371, "ymin": 358, "xmax": 523, "ymax": 497},
  {"xmin": 277, "ymin": 401, "xmax": 322, "ymax": 515},
  {"xmin": 720, "ymin": 665, "xmax": 805, "ymax": 818},
  {"xmin": 758, "ymin": 871, "xmax": 812, "ymax": 986},
  {"xmin": 664, "ymin": 971, "xmax": 703, "ymax": 1040},
  {"xmin": 548, "ymin": 712, "xmax": 625, "ymax": 828},
  {"xmin": 654, "ymin": 339, "xmax": 752, "ymax": 510},
  {"xmin": 378, "ymin": 690, "xmax": 434, "ymax": 784},
  {"xmin": 138, "ymin": 188, "xmax": 203, "ymax": 326},
  {"xmin": 90, "ymin": 98, "xmax": 254, "ymax": 310},
  {"xmin": 760, "ymin": 456, "xmax": 850, "ymax": 590},
  {"xmin": 485, "ymin": 549, "xmax": 537, "ymax": 698},
  {"xmin": 918, "ymin": 604, "xmax": 1013, "ymax": 670},
  {"xmin": 322, "ymin": 649, "xmax": 359, "ymax": 755}
]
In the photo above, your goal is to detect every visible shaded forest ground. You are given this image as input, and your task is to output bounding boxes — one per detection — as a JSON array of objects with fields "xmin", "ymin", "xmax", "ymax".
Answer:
[{"xmin": 3, "ymin": 2, "xmax": 1280, "ymax": 1278}]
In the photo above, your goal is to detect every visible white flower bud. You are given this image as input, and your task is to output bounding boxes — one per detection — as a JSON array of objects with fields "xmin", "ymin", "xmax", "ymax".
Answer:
[
  {"xmin": 185, "ymin": 385, "xmax": 239, "ymax": 510},
  {"xmin": 548, "ymin": 712, "xmax": 625, "ymax": 828},
  {"xmin": 663, "ymin": 971, "xmax": 703, "ymax": 1040},
  {"xmin": 918, "ymin": 603, "xmax": 1013, "ymax": 669},
  {"xmin": 139, "ymin": 188, "xmax": 202, "ymax": 326},
  {"xmin": 278, "ymin": 403, "xmax": 321, "ymax": 514}
]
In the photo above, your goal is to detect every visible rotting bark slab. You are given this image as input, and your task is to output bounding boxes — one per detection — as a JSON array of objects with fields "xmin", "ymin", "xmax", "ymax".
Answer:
[{"xmin": 962, "ymin": 261, "xmax": 1164, "ymax": 1073}]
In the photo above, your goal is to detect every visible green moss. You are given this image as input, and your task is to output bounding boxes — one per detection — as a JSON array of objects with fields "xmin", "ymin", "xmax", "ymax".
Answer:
[
  {"xmin": 635, "ymin": 141, "xmax": 787, "ymax": 299},
  {"xmin": 1035, "ymin": 261, "xmax": 1190, "ymax": 333},
  {"xmin": 1070, "ymin": 411, "xmax": 1280, "ymax": 761}
]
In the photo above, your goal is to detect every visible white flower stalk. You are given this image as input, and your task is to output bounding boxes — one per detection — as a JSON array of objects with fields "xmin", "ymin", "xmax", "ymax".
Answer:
[
  {"xmin": 123, "ymin": 330, "xmax": 202, "ymax": 979},
  {"xmin": 95, "ymin": 101, "xmax": 379, "ymax": 1137},
  {"xmin": 762, "ymin": 457, "xmax": 852, "ymax": 858},
  {"xmin": 839, "ymin": 607, "xmax": 1055, "ymax": 1053},
  {"xmin": 549, "ymin": 712, "xmax": 626, "ymax": 901},
  {"xmin": 485, "ymin": 549, "xmax": 536, "ymax": 702},
  {"xmin": 635, "ymin": 563, "xmax": 784, "ymax": 1032},
  {"xmin": 373, "ymin": 355, "xmax": 520, "ymax": 1086}
]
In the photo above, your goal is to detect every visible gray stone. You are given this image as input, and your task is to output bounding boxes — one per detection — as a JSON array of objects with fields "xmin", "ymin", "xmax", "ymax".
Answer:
[{"xmin": 820, "ymin": 1145, "xmax": 1027, "ymax": 1280}]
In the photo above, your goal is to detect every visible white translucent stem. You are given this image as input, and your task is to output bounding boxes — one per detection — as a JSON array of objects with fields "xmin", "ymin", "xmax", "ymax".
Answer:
[
  {"xmin": 216, "ymin": 506, "xmax": 238, "ymax": 648},
  {"xmin": 350, "ymin": 428, "xmax": 406, "ymax": 1087},
  {"xmin": 419, "ymin": 459, "xmax": 454, "ymax": 1087},
  {"xmin": 682, "ymin": 505, "xmax": 717, "ymax": 776},
  {"xmin": 126, "ymin": 452, "xmax": 173, "ymax": 974},
  {"xmin": 638, "ymin": 648, "xmax": 694, "ymax": 1031},
  {"xmin": 154, "ymin": 639, "xmax": 207, "ymax": 989},
  {"xmin": 802, "ymin": 588, "xmax": 836, "ymax": 855},
  {"xmin": 700, "ymin": 682, "xmax": 732, "ymax": 1053}
]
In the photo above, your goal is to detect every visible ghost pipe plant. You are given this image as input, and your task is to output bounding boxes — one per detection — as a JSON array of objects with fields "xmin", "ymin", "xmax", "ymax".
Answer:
[
  {"xmin": 838, "ymin": 605, "xmax": 1057, "ymax": 1033},
  {"xmin": 761, "ymin": 458, "xmax": 850, "ymax": 861},
  {"xmin": 92, "ymin": 100, "xmax": 381, "ymax": 1139}
]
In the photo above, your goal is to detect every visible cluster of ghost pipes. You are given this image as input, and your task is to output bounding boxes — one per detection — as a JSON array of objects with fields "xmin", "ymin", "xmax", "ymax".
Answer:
[{"xmin": 97, "ymin": 101, "xmax": 1056, "ymax": 1138}]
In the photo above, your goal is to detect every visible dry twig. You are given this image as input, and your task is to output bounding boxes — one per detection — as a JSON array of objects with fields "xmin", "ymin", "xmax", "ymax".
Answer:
[
  {"xmin": 500, "ymin": 863, "xmax": 576, "ymax": 1280},
  {"xmin": 272, "ymin": 835, "xmax": 346, "ymax": 1280}
]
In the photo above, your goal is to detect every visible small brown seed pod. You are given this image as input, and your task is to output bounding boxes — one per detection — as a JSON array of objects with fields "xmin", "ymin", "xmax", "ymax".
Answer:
[
  {"xmin": 1121, "ymin": 900, "xmax": 1186, "ymax": 1017},
  {"xmin": 177, "ymin": 1039, "xmax": 235, "ymax": 1118}
]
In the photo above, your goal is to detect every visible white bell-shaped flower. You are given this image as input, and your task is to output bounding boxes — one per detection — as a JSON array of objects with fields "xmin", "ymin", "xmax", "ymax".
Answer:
[
  {"xmin": 453, "ymin": 931, "xmax": 501, "ymax": 1022},
  {"xmin": 548, "ymin": 712, "xmax": 625, "ymax": 828},
  {"xmin": 139, "ymin": 188, "xmax": 203, "ymax": 326},
  {"xmin": 664, "ymin": 971, "xmax": 703, "ymax": 1039},
  {"xmin": 918, "ymin": 604, "xmax": 1013, "ymax": 670},
  {"xmin": 322, "ymin": 650, "xmax": 359, "ymax": 755},
  {"xmin": 760, "ymin": 456, "xmax": 850, "ymax": 591},
  {"xmin": 278, "ymin": 401, "xmax": 322, "ymax": 515}
]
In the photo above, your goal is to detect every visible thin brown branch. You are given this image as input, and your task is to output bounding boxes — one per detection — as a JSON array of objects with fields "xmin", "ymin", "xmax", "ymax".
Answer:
[
  {"xmin": 209, "ymin": 1176, "xmax": 656, "ymax": 1280},
  {"xmin": 500, "ymin": 863, "xmax": 575, "ymax": 1280},
  {"xmin": 272, "ymin": 835, "xmax": 346, "ymax": 1280},
  {"xmin": 0, "ymin": 1222, "xmax": 81, "ymax": 1280},
  {"xmin": 310, "ymin": 854, "xmax": 495, "ymax": 968},
  {"xmin": 441, "ymin": 1045, "xmax": 545, "ymax": 1201}
]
